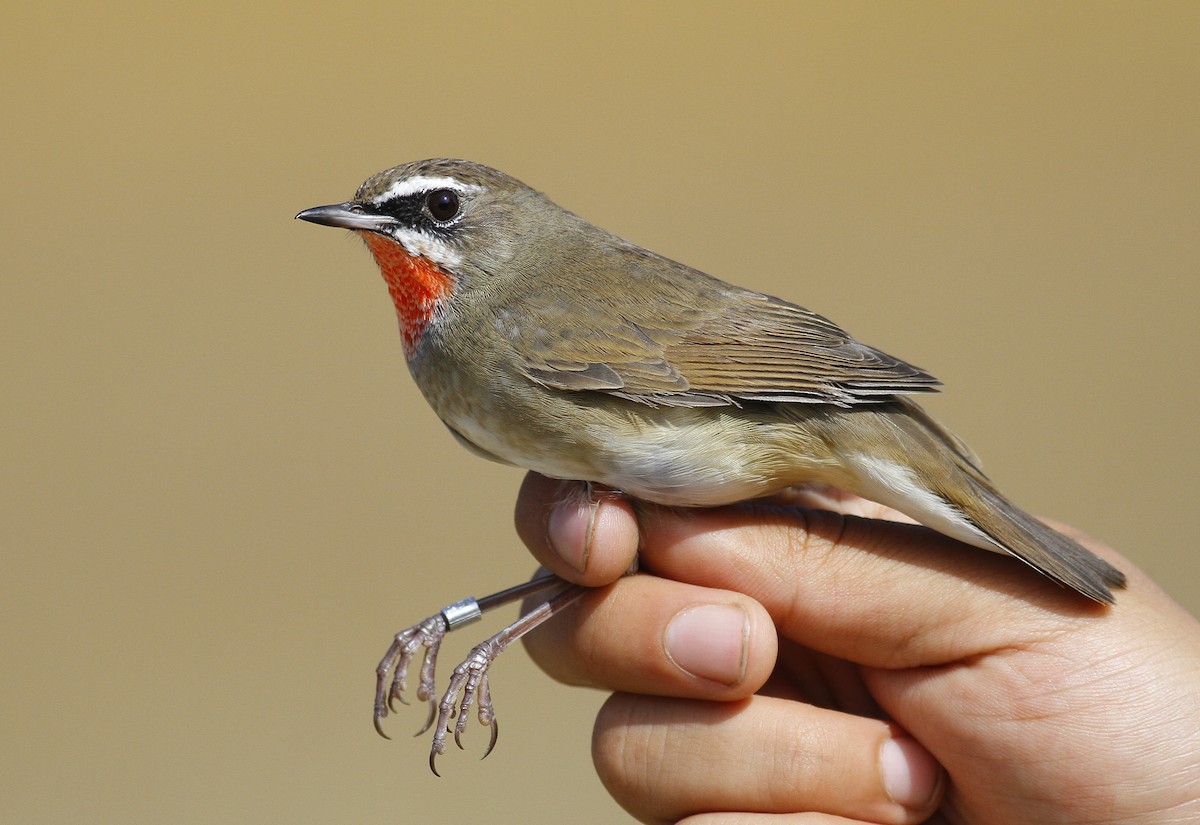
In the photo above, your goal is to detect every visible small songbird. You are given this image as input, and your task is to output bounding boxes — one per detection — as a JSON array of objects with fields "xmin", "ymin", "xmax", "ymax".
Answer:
[{"xmin": 297, "ymin": 158, "xmax": 1125, "ymax": 768}]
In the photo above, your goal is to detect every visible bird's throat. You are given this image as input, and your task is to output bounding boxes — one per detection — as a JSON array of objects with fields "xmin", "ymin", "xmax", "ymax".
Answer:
[{"xmin": 360, "ymin": 233, "xmax": 456, "ymax": 358}]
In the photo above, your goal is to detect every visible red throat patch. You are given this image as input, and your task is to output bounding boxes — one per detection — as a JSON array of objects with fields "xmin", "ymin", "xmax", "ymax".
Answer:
[{"xmin": 360, "ymin": 232, "xmax": 456, "ymax": 358}]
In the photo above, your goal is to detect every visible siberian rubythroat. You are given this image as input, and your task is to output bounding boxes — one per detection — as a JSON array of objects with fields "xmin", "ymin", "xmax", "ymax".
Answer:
[{"xmin": 297, "ymin": 158, "xmax": 1124, "ymax": 764}]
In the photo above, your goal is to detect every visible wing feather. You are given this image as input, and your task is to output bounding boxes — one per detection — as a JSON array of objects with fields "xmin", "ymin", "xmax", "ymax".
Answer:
[{"xmin": 511, "ymin": 253, "xmax": 938, "ymax": 407}]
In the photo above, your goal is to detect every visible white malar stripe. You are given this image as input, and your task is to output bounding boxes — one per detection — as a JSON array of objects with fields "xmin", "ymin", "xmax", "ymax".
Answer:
[
  {"xmin": 370, "ymin": 175, "xmax": 483, "ymax": 205},
  {"xmin": 390, "ymin": 226, "xmax": 464, "ymax": 270},
  {"xmin": 847, "ymin": 453, "xmax": 1003, "ymax": 553}
]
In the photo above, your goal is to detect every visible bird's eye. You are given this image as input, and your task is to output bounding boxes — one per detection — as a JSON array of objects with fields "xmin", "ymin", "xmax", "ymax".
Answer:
[{"xmin": 426, "ymin": 189, "xmax": 460, "ymax": 222}]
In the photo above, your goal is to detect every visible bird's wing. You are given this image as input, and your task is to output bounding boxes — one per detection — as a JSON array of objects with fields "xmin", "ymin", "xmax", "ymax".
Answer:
[{"xmin": 512, "ymin": 272, "xmax": 939, "ymax": 408}]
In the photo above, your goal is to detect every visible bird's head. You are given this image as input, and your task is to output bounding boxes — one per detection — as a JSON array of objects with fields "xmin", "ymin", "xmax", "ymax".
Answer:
[{"xmin": 297, "ymin": 158, "xmax": 548, "ymax": 356}]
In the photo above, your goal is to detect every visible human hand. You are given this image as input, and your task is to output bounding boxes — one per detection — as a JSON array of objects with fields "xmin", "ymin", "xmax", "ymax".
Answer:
[{"xmin": 515, "ymin": 473, "xmax": 1200, "ymax": 824}]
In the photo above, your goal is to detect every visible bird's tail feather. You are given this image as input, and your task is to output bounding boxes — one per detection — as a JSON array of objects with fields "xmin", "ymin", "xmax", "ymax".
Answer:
[
  {"xmin": 952, "ymin": 472, "xmax": 1126, "ymax": 604},
  {"xmin": 823, "ymin": 398, "xmax": 1126, "ymax": 604},
  {"xmin": 897, "ymin": 397, "xmax": 1126, "ymax": 603}
]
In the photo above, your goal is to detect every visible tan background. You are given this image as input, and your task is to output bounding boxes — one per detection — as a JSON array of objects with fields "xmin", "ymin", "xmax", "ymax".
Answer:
[{"xmin": 3, "ymin": 2, "xmax": 1197, "ymax": 823}]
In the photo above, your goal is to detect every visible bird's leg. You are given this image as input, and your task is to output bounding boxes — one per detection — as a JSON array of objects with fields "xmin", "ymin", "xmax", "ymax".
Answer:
[
  {"xmin": 373, "ymin": 574, "xmax": 568, "ymax": 740},
  {"xmin": 429, "ymin": 582, "xmax": 588, "ymax": 775}
]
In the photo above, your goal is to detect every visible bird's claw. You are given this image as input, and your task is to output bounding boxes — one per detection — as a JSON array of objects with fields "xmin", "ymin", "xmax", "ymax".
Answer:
[
  {"xmin": 373, "ymin": 614, "xmax": 448, "ymax": 740},
  {"xmin": 429, "ymin": 636, "xmax": 503, "ymax": 770}
]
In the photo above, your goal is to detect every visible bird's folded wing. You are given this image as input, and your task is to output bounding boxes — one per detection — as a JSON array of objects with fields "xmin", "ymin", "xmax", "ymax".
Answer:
[{"xmin": 515, "ymin": 288, "xmax": 940, "ymax": 408}]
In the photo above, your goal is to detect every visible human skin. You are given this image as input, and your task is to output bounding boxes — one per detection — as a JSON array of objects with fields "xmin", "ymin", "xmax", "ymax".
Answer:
[{"xmin": 514, "ymin": 472, "xmax": 1200, "ymax": 824}]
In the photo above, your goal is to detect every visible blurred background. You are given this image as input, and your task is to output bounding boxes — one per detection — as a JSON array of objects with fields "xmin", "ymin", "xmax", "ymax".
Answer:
[{"xmin": 3, "ymin": 2, "xmax": 1197, "ymax": 822}]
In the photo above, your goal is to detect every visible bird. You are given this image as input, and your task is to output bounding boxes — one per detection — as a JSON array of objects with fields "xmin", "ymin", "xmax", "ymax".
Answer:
[{"xmin": 296, "ymin": 158, "xmax": 1125, "ymax": 769}]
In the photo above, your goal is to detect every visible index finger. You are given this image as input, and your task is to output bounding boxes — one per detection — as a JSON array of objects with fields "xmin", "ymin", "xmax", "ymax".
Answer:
[
  {"xmin": 516, "ymin": 472, "xmax": 1122, "ymax": 668},
  {"xmin": 632, "ymin": 501, "xmax": 1118, "ymax": 668}
]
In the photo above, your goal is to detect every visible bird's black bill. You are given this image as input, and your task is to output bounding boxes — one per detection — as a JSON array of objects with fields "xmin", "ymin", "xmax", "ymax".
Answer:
[{"xmin": 295, "ymin": 202, "xmax": 397, "ymax": 231}]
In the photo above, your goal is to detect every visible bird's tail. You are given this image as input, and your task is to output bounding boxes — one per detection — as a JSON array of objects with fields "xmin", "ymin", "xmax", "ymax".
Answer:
[
  {"xmin": 953, "ymin": 470, "xmax": 1126, "ymax": 603},
  {"xmin": 821, "ymin": 398, "xmax": 1126, "ymax": 604}
]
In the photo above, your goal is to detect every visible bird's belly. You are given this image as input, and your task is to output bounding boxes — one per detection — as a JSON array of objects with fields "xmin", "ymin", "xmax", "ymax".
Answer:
[
  {"xmin": 573, "ymin": 420, "xmax": 783, "ymax": 505},
  {"xmin": 440, "ymin": 397, "xmax": 835, "ymax": 508}
]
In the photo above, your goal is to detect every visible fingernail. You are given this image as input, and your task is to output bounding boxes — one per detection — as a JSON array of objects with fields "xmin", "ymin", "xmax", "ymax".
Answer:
[
  {"xmin": 548, "ymin": 487, "xmax": 599, "ymax": 573},
  {"xmin": 880, "ymin": 736, "xmax": 941, "ymax": 810},
  {"xmin": 663, "ymin": 604, "xmax": 749, "ymax": 686}
]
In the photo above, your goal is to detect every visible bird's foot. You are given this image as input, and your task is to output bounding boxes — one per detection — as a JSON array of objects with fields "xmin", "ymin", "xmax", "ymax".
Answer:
[
  {"xmin": 373, "ymin": 613, "xmax": 452, "ymax": 738},
  {"xmin": 428, "ymin": 635, "xmax": 504, "ymax": 775},
  {"xmin": 372, "ymin": 575, "xmax": 583, "ymax": 772}
]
